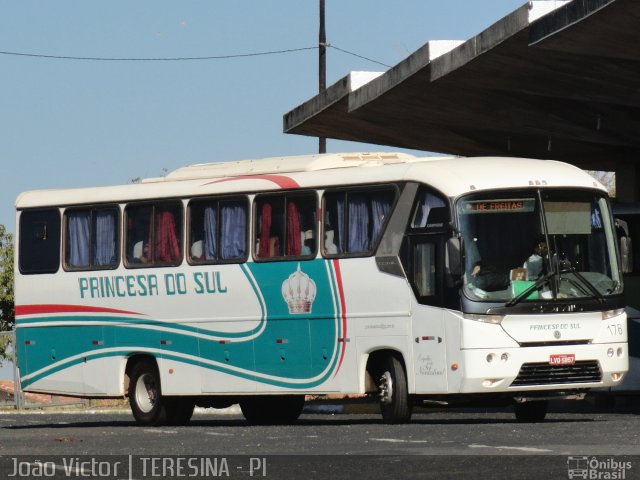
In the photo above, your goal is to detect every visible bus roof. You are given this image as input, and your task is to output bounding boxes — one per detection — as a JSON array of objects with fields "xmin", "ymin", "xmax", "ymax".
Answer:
[{"xmin": 16, "ymin": 153, "xmax": 605, "ymax": 209}]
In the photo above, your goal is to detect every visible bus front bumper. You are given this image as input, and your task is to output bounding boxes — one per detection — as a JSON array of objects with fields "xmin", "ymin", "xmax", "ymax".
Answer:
[{"xmin": 455, "ymin": 342, "xmax": 628, "ymax": 393}]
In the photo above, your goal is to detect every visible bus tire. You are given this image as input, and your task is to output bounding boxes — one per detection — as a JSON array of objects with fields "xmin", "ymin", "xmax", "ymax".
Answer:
[
  {"xmin": 378, "ymin": 355, "xmax": 412, "ymax": 424},
  {"xmin": 165, "ymin": 397, "xmax": 195, "ymax": 426},
  {"xmin": 128, "ymin": 359, "xmax": 167, "ymax": 426},
  {"xmin": 514, "ymin": 400, "xmax": 548, "ymax": 423},
  {"xmin": 240, "ymin": 395, "xmax": 305, "ymax": 425}
]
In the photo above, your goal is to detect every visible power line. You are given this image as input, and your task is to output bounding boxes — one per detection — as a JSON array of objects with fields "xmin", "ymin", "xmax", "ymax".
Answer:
[
  {"xmin": 329, "ymin": 45, "xmax": 391, "ymax": 68},
  {"xmin": 0, "ymin": 44, "xmax": 391, "ymax": 68},
  {"xmin": 0, "ymin": 46, "xmax": 318, "ymax": 62}
]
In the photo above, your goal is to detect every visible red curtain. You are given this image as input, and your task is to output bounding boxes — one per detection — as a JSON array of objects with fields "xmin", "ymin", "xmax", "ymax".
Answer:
[
  {"xmin": 287, "ymin": 201, "xmax": 301, "ymax": 256},
  {"xmin": 258, "ymin": 203, "xmax": 272, "ymax": 257},
  {"xmin": 155, "ymin": 211, "xmax": 180, "ymax": 262}
]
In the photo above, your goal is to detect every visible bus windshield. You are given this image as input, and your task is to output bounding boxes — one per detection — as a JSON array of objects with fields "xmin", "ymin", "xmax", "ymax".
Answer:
[{"xmin": 457, "ymin": 190, "xmax": 623, "ymax": 303}]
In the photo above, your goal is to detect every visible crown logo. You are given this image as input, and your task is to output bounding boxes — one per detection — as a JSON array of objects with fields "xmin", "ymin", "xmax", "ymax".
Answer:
[{"xmin": 281, "ymin": 263, "xmax": 317, "ymax": 314}]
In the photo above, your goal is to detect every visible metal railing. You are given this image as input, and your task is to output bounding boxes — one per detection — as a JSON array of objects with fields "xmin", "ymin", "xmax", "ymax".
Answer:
[{"xmin": 0, "ymin": 330, "xmax": 22, "ymax": 409}]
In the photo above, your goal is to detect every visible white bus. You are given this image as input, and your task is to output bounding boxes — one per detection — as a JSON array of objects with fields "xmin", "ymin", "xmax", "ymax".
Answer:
[{"xmin": 14, "ymin": 153, "xmax": 628, "ymax": 425}]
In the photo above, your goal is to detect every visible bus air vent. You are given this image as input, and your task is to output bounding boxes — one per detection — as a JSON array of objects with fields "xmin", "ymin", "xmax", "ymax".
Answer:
[{"xmin": 519, "ymin": 340, "xmax": 589, "ymax": 347}]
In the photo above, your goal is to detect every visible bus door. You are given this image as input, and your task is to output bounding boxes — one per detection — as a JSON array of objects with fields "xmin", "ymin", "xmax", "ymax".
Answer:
[
  {"xmin": 402, "ymin": 193, "xmax": 451, "ymax": 393},
  {"xmin": 406, "ymin": 235, "xmax": 448, "ymax": 393}
]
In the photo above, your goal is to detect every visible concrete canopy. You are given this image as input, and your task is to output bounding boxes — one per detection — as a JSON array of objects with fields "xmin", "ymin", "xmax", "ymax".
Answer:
[{"xmin": 284, "ymin": 0, "xmax": 640, "ymax": 187}]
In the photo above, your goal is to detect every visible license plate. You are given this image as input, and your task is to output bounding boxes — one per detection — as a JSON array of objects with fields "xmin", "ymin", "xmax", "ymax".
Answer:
[{"xmin": 549, "ymin": 354, "xmax": 575, "ymax": 365}]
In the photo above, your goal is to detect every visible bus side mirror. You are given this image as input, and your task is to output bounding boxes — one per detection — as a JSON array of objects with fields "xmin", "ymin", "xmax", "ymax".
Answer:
[{"xmin": 446, "ymin": 237, "xmax": 462, "ymax": 278}]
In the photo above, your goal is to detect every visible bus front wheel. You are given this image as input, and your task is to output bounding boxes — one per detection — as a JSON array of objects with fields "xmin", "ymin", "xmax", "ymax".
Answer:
[
  {"xmin": 128, "ymin": 360, "xmax": 167, "ymax": 426},
  {"xmin": 378, "ymin": 355, "xmax": 412, "ymax": 424}
]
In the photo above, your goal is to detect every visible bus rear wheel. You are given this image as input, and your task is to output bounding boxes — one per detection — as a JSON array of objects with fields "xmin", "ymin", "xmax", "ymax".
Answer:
[
  {"xmin": 128, "ymin": 360, "xmax": 167, "ymax": 426},
  {"xmin": 378, "ymin": 355, "xmax": 412, "ymax": 424},
  {"xmin": 240, "ymin": 395, "xmax": 305, "ymax": 425},
  {"xmin": 514, "ymin": 400, "xmax": 548, "ymax": 423}
]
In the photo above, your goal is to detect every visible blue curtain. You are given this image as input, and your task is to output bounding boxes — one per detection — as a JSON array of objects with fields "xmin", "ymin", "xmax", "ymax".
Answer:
[
  {"xmin": 348, "ymin": 194, "xmax": 370, "ymax": 252},
  {"xmin": 371, "ymin": 194, "xmax": 392, "ymax": 246},
  {"xmin": 95, "ymin": 211, "xmax": 116, "ymax": 265},
  {"xmin": 204, "ymin": 206, "xmax": 218, "ymax": 260},
  {"xmin": 221, "ymin": 201, "xmax": 246, "ymax": 259},
  {"xmin": 336, "ymin": 196, "xmax": 345, "ymax": 254},
  {"xmin": 68, "ymin": 211, "xmax": 90, "ymax": 267}
]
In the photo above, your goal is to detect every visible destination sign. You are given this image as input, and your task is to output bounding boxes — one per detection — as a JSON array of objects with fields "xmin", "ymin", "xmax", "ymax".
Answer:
[{"xmin": 460, "ymin": 198, "xmax": 535, "ymax": 214}]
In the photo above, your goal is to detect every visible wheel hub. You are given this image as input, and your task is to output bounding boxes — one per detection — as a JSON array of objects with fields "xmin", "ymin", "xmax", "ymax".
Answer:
[
  {"xmin": 135, "ymin": 373, "xmax": 157, "ymax": 413},
  {"xmin": 379, "ymin": 371, "xmax": 394, "ymax": 405}
]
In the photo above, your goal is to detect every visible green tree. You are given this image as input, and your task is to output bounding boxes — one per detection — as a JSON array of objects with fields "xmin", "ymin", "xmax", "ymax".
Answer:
[{"xmin": 0, "ymin": 225, "xmax": 14, "ymax": 364}]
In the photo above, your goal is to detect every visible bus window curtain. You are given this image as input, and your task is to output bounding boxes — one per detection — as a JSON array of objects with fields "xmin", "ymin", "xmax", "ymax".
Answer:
[
  {"xmin": 204, "ymin": 206, "xmax": 217, "ymax": 260},
  {"xmin": 348, "ymin": 194, "xmax": 370, "ymax": 252},
  {"xmin": 155, "ymin": 211, "xmax": 180, "ymax": 262},
  {"xmin": 258, "ymin": 203, "xmax": 272, "ymax": 257},
  {"xmin": 95, "ymin": 210, "xmax": 115, "ymax": 265},
  {"xmin": 336, "ymin": 196, "xmax": 345, "ymax": 254},
  {"xmin": 371, "ymin": 194, "xmax": 392, "ymax": 246},
  {"xmin": 68, "ymin": 211, "xmax": 90, "ymax": 267},
  {"xmin": 221, "ymin": 201, "xmax": 246, "ymax": 259},
  {"xmin": 286, "ymin": 201, "xmax": 302, "ymax": 255}
]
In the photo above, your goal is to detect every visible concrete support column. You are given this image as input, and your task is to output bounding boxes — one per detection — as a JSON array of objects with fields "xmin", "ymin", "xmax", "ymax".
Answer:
[{"xmin": 616, "ymin": 162, "xmax": 640, "ymax": 203}]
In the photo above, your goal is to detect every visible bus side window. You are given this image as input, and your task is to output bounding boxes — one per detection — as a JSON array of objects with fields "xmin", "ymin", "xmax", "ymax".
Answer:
[
  {"xmin": 65, "ymin": 207, "xmax": 118, "ymax": 270},
  {"xmin": 189, "ymin": 198, "xmax": 248, "ymax": 263},
  {"xmin": 414, "ymin": 242, "xmax": 437, "ymax": 297},
  {"xmin": 323, "ymin": 188, "xmax": 395, "ymax": 256},
  {"xmin": 286, "ymin": 195, "xmax": 316, "ymax": 257},
  {"xmin": 402, "ymin": 188, "xmax": 450, "ymax": 305},
  {"xmin": 255, "ymin": 193, "xmax": 317, "ymax": 260},
  {"xmin": 19, "ymin": 209, "xmax": 61, "ymax": 274},
  {"xmin": 411, "ymin": 192, "xmax": 447, "ymax": 229},
  {"xmin": 125, "ymin": 202, "xmax": 183, "ymax": 267}
]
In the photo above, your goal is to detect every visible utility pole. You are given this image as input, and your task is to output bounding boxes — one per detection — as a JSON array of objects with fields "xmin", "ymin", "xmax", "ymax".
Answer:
[{"xmin": 319, "ymin": 0, "xmax": 327, "ymax": 154}]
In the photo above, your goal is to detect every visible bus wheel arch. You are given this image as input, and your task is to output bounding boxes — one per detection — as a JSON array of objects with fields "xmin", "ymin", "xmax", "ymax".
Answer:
[
  {"xmin": 124, "ymin": 354, "xmax": 157, "ymax": 396},
  {"xmin": 366, "ymin": 350, "xmax": 413, "ymax": 424}
]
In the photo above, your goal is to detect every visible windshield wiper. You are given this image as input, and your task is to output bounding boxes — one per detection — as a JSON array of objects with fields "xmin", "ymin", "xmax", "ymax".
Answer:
[
  {"xmin": 561, "ymin": 267, "xmax": 605, "ymax": 305},
  {"xmin": 505, "ymin": 270, "xmax": 557, "ymax": 307},
  {"xmin": 505, "ymin": 267, "xmax": 606, "ymax": 308}
]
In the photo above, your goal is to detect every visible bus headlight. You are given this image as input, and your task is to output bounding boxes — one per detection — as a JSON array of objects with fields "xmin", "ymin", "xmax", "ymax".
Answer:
[
  {"xmin": 607, "ymin": 348, "xmax": 614, "ymax": 358},
  {"xmin": 602, "ymin": 308, "xmax": 625, "ymax": 320},
  {"xmin": 463, "ymin": 314, "xmax": 504, "ymax": 324}
]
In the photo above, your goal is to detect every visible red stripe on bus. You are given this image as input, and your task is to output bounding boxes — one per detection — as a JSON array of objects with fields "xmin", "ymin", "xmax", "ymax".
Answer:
[
  {"xmin": 333, "ymin": 259, "xmax": 348, "ymax": 376},
  {"xmin": 15, "ymin": 304, "xmax": 144, "ymax": 317},
  {"xmin": 203, "ymin": 174, "xmax": 300, "ymax": 189}
]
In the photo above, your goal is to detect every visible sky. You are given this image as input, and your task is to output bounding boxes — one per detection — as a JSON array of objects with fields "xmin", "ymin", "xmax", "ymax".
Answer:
[
  {"xmin": 0, "ymin": 0, "xmax": 530, "ymax": 380},
  {"xmin": 0, "ymin": 0, "xmax": 529, "ymax": 234}
]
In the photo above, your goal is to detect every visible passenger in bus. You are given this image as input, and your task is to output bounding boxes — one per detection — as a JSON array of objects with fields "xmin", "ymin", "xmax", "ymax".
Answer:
[
  {"xmin": 464, "ymin": 235, "xmax": 510, "ymax": 292},
  {"xmin": 191, "ymin": 240, "xmax": 204, "ymax": 261},
  {"xmin": 324, "ymin": 230, "xmax": 338, "ymax": 255},
  {"xmin": 127, "ymin": 213, "xmax": 150, "ymax": 264},
  {"xmin": 301, "ymin": 229, "xmax": 314, "ymax": 255},
  {"xmin": 268, "ymin": 236, "xmax": 281, "ymax": 256},
  {"xmin": 132, "ymin": 241, "xmax": 151, "ymax": 263},
  {"xmin": 464, "ymin": 236, "xmax": 482, "ymax": 277},
  {"xmin": 524, "ymin": 240, "xmax": 547, "ymax": 280}
]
